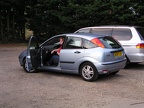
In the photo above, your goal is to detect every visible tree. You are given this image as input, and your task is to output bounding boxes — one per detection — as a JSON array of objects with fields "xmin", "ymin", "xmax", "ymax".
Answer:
[
  {"xmin": 1, "ymin": 0, "xmax": 144, "ymax": 42},
  {"xmin": 0, "ymin": 0, "xmax": 25, "ymax": 43}
]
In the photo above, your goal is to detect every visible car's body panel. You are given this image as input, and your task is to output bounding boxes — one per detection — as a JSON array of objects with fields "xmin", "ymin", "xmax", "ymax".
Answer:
[
  {"xmin": 75, "ymin": 26, "xmax": 144, "ymax": 63},
  {"xmin": 60, "ymin": 49, "xmax": 84, "ymax": 70},
  {"xmin": 18, "ymin": 50, "xmax": 27, "ymax": 66}
]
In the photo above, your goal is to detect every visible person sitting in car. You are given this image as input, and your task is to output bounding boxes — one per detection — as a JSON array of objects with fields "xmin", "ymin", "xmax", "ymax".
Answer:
[{"xmin": 48, "ymin": 37, "xmax": 64, "ymax": 66}]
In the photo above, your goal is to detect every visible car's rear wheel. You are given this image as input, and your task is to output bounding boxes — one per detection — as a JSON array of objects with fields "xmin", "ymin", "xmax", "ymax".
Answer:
[
  {"xmin": 80, "ymin": 62, "xmax": 99, "ymax": 82},
  {"xmin": 23, "ymin": 59, "xmax": 36, "ymax": 73}
]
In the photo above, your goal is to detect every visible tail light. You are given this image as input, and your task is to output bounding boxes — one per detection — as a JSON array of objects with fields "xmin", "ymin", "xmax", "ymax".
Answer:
[
  {"xmin": 91, "ymin": 38, "xmax": 105, "ymax": 48},
  {"xmin": 136, "ymin": 43, "xmax": 144, "ymax": 48}
]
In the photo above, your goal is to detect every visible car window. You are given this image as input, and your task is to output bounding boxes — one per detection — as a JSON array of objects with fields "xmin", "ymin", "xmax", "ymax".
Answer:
[
  {"xmin": 91, "ymin": 28, "xmax": 112, "ymax": 36},
  {"xmin": 83, "ymin": 39, "xmax": 97, "ymax": 49},
  {"xmin": 44, "ymin": 36, "xmax": 65, "ymax": 46},
  {"xmin": 29, "ymin": 37, "xmax": 39, "ymax": 49},
  {"xmin": 99, "ymin": 36, "xmax": 121, "ymax": 49},
  {"xmin": 112, "ymin": 28, "xmax": 132, "ymax": 40},
  {"xmin": 65, "ymin": 37, "xmax": 82, "ymax": 49},
  {"xmin": 135, "ymin": 27, "xmax": 144, "ymax": 40}
]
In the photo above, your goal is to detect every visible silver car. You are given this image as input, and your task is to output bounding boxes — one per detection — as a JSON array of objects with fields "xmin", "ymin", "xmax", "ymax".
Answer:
[
  {"xmin": 18, "ymin": 33, "xmax": 126, "ymax": 81},
  {"xmin": 75, "ymin": 26, "xmax": 144, "ymax": 64}
]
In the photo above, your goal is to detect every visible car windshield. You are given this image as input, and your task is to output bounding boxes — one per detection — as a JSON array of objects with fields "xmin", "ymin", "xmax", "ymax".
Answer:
[
  {"xmin": 99, "ymin": 36, "xmax": 121, "ymax": 49},
  {"xmin": 136, "ymin": 27, "xmax": 144, "ymax": 40}
]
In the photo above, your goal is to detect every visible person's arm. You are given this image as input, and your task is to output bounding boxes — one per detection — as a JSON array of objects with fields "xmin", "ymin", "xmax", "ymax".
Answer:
[
  {"xmin": 51, "ymin": 49, "xmax": 58, "ymax": 54},
  {"xmin": 57, "ymin": 51, "xmax": 60, "ymax": 55},
  {"xmin": 51, "ymin": 45, "xmax": 62, "ymax": 55}
]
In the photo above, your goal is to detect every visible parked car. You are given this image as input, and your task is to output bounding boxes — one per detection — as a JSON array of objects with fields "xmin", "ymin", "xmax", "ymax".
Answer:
[
  {"xmin": 18, "ymin": 33, "xmax": 126, "ymax": 81},
  {"xmin": 75, "ymin": 26, "xmax": 144, "ymax": 64}
]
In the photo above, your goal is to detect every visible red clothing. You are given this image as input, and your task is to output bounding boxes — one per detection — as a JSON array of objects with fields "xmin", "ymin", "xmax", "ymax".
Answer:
[{"xmin": 57, "ymin": 46, "xmax": 62, "ymax": 53}]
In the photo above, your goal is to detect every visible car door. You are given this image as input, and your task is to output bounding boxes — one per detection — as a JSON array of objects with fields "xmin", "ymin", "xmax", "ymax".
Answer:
[
  {"xmin": 60, "ymin": 36, "xmax": 84, "ymax": 71},
  {"xmin": 26, "ymin": 36, "xmax": 41, "ymax": 71}
]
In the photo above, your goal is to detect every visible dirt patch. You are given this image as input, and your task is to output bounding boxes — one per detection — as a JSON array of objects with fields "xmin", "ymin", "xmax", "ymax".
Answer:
[{"xmin": 0, "ymin": 44, "xmax": 144, "ymax": 108}]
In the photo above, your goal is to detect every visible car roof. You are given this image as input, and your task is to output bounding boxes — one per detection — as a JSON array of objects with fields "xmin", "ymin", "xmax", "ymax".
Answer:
[
  {"xmin": 77, "ymin": 25, "xmax": 143, "ymax": 29},
  {"xmin": 57, "ymin": 33, "xmax": 106, "ymax": 40}
]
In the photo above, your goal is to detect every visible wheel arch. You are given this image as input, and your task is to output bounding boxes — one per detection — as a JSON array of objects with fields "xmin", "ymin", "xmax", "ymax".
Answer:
[
  {"xmin": 125, "ymin": 54, "xmax": 130, "ymax": 64},
  {"xmin": 78, "ymin": 61, "xmax": 97, "ymax": 74},
  {"xmin": 22, "ymin": 57, "xmax": 26, "ymax": 66},
  {"xmin": 79, "ymin": 61, "xmax": 99, "ymax": 82}
]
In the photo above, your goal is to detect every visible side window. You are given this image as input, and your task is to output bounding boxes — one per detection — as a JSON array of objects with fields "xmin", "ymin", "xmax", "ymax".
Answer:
[
  {"xmin": 44, "ymin": 36, "xmax": 65, "ymax": 46},
  {"xmin": 112, "ymin": 28, "xmax": 132, "ymax": 40},
  {"xmin": 29, "ymin": 37, "xmax": 39, "ymax": 49},
  {"xmin": 75, "ymin": 28, "xmax": 90, "ymax": 33},
  {"xmin": 91, "ymin": 28, "xmax": 112, "ymax": 36},
  {"xmin": 135, "ymin": 27, "xmax": 144, "ymax": 40},
  {"xmin": 83, "ymin": 39, "xmax": 96, "ymax": 49},
  {"xmin": 65, "ymin": 37, "xmax": 82, "ymax": 49}
]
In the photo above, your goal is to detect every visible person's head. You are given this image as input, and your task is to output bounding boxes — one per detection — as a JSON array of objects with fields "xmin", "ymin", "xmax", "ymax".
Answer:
[{"xmin": 60, "ymin": 37, "xmax": 64, "ymax": 45}]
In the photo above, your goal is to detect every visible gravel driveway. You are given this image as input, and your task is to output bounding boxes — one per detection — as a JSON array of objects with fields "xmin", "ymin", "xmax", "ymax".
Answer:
[{"xmin": 0, "ymin": 44, "xmax": 144, "ymax": 108}]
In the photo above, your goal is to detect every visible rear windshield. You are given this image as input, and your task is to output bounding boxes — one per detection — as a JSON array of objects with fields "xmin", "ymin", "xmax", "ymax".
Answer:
[
  {"xmin": 99, "ymin": 36, "xmax": 121, "ymax": 49},
  {"xmin": 136, "ymin": 27, "xmax": 144, "ymax": 40}
]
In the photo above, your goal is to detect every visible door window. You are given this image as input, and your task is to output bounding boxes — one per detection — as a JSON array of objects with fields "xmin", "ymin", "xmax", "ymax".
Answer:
[
  {"xmin": 91, "ymin": 28, "xmax": 112, "ymax": 36},
  {"xmin": 29, "ymin": 37, "xmax": 39, "ymax": 50},
  {"xmin": 44, "ymin": 36, "xmax": 65, "ymax": 46},
  {"xmin": 112, "ymin": 28, "xmax": 132, "ymax": 40},
  {"xmin": 65, "ymin": 37, "xmax": 82, "ymax": 49},
  {"xmin": 27, "ymin": 36, "xmax": 40, "ymax": 69}
]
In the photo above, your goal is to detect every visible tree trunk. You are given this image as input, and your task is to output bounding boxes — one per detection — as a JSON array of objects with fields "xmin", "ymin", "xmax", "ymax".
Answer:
[
  {"xmin": 0, "ymin": 11, "xmax": 4, "ymax": 42},
  {"xmin": 7, "ymin": 10, "xmax": 10, "ymax": 40}
]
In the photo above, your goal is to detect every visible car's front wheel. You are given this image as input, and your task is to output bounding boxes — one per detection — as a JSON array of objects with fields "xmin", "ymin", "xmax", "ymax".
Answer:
[
  {"xmin": 80, "ymin": 62, "xmax": 99, "ymax": 82},
  {"xmin": 23, "ymin": 59, "xmax": 36, "ymax": 73}
]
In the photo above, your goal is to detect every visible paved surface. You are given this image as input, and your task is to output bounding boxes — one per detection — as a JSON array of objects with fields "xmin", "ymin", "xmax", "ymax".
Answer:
[{"xmin": 0, "ymin": 44, "xmax": 144, "ymax": 108}]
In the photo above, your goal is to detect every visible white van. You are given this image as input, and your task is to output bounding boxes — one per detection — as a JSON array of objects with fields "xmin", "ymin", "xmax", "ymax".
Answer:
[{"xmin": 75, "ymin": 26, "xmax": 144, "ymax": 63}]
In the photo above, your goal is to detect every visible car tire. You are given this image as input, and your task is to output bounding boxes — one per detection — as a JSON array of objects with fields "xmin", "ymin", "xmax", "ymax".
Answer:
[
  {"xmin": 23, "ymin": 59, "xmax": 36, "ymax": 73},
  {"xmin": 125, "ymin": 55, "xmax": 130, "ymax": 64},
  {"xmin": 80, "ymin": 62, "xmax": 99, "ymax": 82}
]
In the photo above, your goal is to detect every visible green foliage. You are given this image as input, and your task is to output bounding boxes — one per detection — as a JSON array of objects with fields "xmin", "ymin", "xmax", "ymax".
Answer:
[
  {"xmin": 0, "ymin": 0, "xmax": 25, "ymax": 43},
  {"xmin": 1, "ymin": 0, "xmax": 144, "ymax": 42}
]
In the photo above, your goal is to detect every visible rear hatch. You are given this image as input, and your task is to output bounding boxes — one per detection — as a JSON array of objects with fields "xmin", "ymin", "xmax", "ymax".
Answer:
[{"xmin": 97, "ymin": 36, "xmax": 125, "ymax": 62}]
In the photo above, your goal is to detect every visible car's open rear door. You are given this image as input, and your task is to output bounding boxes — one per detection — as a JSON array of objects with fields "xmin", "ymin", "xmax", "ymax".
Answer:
[{"xmin": 26, "ymin": 36, "xmax": 41, "ymax": 72}]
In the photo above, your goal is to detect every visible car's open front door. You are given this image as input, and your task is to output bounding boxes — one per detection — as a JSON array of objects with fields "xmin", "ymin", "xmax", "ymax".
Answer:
[{"xmin": 26, "ymin": 36, "xmax": 41, "ymax": 72}]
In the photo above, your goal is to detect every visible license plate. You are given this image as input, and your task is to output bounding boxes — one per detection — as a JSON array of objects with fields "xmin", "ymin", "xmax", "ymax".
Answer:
[{"xmin": 114, "ymin": 51, "xmax": 122, "ymax": 57}]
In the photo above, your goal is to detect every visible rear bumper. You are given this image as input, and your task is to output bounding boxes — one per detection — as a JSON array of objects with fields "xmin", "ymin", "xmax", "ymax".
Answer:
[
  {"xmin": 95, "ymin": 59, "xmax": 127, "ymax": 74},
  {"xmin": 127, "ymin": 53, "xmax": 144, "ymax": 63}
]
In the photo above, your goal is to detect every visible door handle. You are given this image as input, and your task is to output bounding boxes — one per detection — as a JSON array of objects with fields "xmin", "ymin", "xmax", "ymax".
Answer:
[{"xmin": 74, "ymin": 51, "xmax": 81, "ymax": 54}]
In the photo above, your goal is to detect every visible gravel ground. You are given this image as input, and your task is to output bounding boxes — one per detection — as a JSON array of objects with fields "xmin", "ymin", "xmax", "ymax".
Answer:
[{"xmin": 0, "ymin": 44, "xmax": 144, "ymax": 108}]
